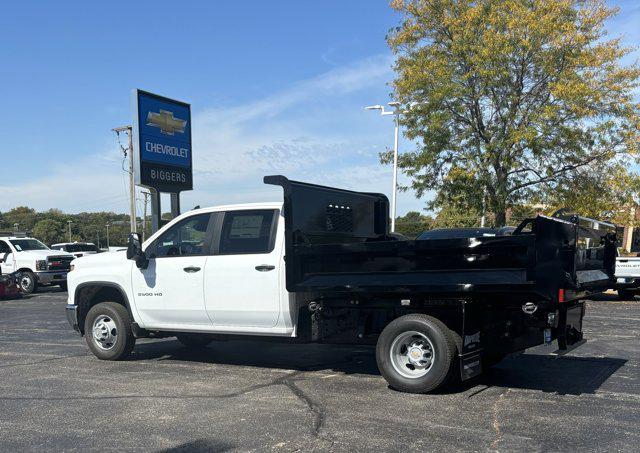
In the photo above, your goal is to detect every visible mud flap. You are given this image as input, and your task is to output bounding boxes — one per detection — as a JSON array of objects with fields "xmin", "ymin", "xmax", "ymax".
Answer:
[
  {"xmin": 460, "ymin": 351, "xmax": 483, "ymax": 380},
  {"xmin": 556, "ymin": 302, "xmax": 585, "ymax": 350}
]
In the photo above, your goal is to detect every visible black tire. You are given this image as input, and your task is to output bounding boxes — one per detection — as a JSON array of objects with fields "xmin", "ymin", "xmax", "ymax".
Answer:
[
  {"xmin": 618, "ymin": 289, "xmax": 636, "ymax": 300},
  {"xmin": 176, "ymin": 333, "xmax": 213, "ymax": 348},
  {"xmin": 59, "ymin": 282, "xmax": 68, "ymax": 292},
  {"xmin": 84, "ymin": 302, "xmax": 135, "ymax": 360},
  {"xmin": 19, "ymin": 271, "xmax": 37, "ymax": 295},
  {"xmin": 376, "ymin": 314, "xmax": 457, "ymax": 393}
]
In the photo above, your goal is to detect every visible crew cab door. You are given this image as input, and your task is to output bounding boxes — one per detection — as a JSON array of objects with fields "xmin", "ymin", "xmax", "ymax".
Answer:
[
  {"xmin": 204, "ymin": 209, "xmax": 282, "ymax": 328},
  {"xmin": 131, "ymin": 213, "xmax": 215, "ymax": 328}
]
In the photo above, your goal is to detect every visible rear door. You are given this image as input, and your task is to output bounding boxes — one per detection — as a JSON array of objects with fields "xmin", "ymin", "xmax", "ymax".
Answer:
[{"xmin": 204, "ymin": 209, "xmax": 282, "ymax": 328}]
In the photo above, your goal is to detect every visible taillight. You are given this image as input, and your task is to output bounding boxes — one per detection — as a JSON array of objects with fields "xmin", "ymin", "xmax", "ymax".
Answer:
[{"xmin": 558, "ymin": 288, "xmax": 565, "ymax": 303}]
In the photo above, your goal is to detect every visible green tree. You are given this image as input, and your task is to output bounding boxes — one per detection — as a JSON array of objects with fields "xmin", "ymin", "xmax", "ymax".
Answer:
[
  {"xmin": 3, "ymin": 206, "xmax": 38, "ymax": 231},
  {"xmin": 395, "ymin": 211, "xmax": 434, "ymax": 237},
  {"xmin": 387, "ymin": 0, "xmax": 640, "ymax": 226},
  {"xmin": 32, "ymin": 219, "xmax": 66, "ymax": 245},
  {"xmin": 538, "ymin": 162, "xmax": 640, "ymax": 226}
]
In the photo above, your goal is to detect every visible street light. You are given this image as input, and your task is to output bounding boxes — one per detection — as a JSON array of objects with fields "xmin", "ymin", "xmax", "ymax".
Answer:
[
  {"xmin": 67, "ymin": 220, "xmax": 73, "ymax": 242},
  {"xmin": 365, "ymin": 101, "xmax": 401, "ymax": 232}
]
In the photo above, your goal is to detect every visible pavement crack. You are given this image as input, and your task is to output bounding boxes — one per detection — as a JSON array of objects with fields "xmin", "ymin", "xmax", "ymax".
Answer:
[
  {"xmin": 490, "ymin": 388, "xmax": 511, "ymax": 451},
  {"xmin": 281, "ymin": 378, "xmax": 325, "ymax": 437}
]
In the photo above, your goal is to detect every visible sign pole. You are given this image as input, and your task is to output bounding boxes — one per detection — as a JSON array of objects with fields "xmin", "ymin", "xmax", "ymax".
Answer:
[
  {"xmin": 150, "ymin": 189, "xmax": 161, "ymax": 234},
  {"xmin": 127, "ymin": 126, "xmax": 137, "ymax": 233},
  {"xmin": 170, "ymin": 193, "xmax": 180, "ymax": 219}
]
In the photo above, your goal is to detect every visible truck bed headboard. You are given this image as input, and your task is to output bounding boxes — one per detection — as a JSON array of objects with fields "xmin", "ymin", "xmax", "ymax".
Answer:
[{"xmin": 264, "ymin": 175, "xmax": 389, "ymax": 245}]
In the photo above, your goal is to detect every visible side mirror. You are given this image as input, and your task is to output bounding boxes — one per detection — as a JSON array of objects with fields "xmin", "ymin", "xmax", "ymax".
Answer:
[{"xmin": 126, "ymin": 233, "xmax": 148, "ymax": 269}]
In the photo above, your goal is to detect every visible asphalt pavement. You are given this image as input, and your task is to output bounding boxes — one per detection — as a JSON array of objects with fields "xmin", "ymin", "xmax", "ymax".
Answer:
[{"xmin": 0, "ymin": 288, "xmax": 638, "ymax": 452}]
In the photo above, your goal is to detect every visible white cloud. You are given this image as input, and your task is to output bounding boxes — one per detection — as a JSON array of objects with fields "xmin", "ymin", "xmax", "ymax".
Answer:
[{"xmin": 1, "ymin": 53, "xmax": 430, "ymax": 217}]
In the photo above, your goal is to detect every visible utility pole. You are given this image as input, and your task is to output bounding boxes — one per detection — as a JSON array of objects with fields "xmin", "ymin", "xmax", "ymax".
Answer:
[
  {"xmin": 141, "ymin": 191, "xmax": 150, "ymax": 242},
  {"xmin": 97, "ymin": 229, "xmax": 100, "ymax": 249},
  {"xmin": 106, "ymin": 223, "xmax": 110, "ymax": 249},
  {"xmin": 113, "ymin": 125, "xmax": 137, "ymax": 234},
  {"xmin": 67, "ymin": 220, "xmax": 72, "ymax": 242}
]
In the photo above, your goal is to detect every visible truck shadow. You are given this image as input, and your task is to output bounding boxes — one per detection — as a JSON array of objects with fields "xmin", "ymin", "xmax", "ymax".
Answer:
[
  {"xmin": 476, "ymin": 354, "xmax": 627, "ymax": 396},
  {"xmin": 132, "ymin": 339, "xmax": 626, "ymax": 395}
]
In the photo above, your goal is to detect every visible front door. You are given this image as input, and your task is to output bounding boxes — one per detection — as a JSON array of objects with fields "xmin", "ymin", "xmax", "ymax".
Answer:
[
  {"xmin": 204, "ymin": 209, "xmax": 282, "ymax": 328},
  {"xmin": 132, "ymin": 213, "xmax": 215, "ymax": 328},
  {"xmin": 0, "ymin": 240, "xmax": 15, "ymax": 274}
]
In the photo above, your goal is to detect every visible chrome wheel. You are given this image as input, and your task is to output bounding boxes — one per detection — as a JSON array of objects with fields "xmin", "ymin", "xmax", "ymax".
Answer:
[
  {"xmin": 389, "ymin": 330, "xmax": 435, "ymax": 379},
  {"xmin": 20, "ymin": 274, "xmax": 33, "ymax": 292},
  {"xmin": 92, "ymin": 315, "xmax": 118, "ymax": 350}
]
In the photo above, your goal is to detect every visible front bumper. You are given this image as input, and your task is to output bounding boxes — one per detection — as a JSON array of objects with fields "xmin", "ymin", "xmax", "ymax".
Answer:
[
  {"xmin": 615, "ymin": 277, "xmax": 640, "ymax": 288},
  {"xmin": 35, "ymin": 271, "xmax": 67, "ymax": 285},
  {"xmin": 66, "ymin": 305, "xmax": 80, "ymax": 332}
]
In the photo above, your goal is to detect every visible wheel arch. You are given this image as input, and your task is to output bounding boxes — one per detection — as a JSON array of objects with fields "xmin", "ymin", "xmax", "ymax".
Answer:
[{"xmin": 74, "ymin": 282, "xmax": 133, "ymax": 335}]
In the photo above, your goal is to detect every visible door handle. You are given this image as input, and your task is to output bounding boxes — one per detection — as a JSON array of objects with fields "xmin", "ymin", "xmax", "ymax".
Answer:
[
  {"xmin": 183, "ymin": 266, "xmax": 201, "ymax": 273},
  {"xmin": 255, "ymin": 265, "xmax": 275, "ymax": 272}
]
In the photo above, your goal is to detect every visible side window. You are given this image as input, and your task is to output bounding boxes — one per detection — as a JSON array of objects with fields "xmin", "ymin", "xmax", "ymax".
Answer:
[
  {"xmin": 151, "ymin": 214, "xmax": 212, "ymax": 258},
  {"xmin": 218, "ymin": 210, "xmax": 277, "ymax": 255},
  {"xmin": 0, "ymin": 240, "xmax": 11, "ymax": 254}
]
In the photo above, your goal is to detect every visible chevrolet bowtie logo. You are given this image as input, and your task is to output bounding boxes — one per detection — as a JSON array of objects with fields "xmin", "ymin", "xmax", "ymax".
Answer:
[{"xmin": 146, "ymin": 109, "xmax": 187, "ymax": 135}]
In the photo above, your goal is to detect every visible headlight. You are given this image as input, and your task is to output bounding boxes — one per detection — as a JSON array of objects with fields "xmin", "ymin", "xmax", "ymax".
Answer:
[
  {"xmin": 69, "ymin": 264, "xmax": 75, "ymax": 272},
  {"xmin": 35, "ymin": 260, "xmax": 47, "ymax": 271}
]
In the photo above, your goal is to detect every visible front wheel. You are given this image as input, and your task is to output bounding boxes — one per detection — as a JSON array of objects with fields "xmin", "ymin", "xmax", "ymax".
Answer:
[
  {"xmin": 84, "ymin": 302, "xmax": 135, "ymax": 360},
  {"xmin": 19, "ymin": 271, "xmax": 37, "ymax": 294},
  {"xmin": 618, "ymin": 289, "xmax": 637, "ymax": 300},
  {"xmin": 376, "ymin": 314, "xmax": 457, "ymax": 393}
]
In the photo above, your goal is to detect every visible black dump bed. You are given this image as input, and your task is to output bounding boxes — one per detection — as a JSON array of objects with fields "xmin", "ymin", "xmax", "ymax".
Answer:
[{"xmin": 265, "ymin": 175, "xmax": 616, "ymax": 302}]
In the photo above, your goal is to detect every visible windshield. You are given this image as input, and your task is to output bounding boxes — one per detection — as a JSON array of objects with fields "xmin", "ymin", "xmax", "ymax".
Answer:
[
  {"xmin": 10, "ymin": 239, "xmax": 49, "ymax": 251},
  {"xmin": 65, "ymin": 244, "xmax": 99, "ymax": 253}
]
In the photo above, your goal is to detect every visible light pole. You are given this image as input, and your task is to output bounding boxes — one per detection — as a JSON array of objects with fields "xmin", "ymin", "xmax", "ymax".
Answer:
[
  {"xmin": 106, "ymin": 223, "xmax": 110, "ymax": 250},
  {"xmin": 365, "ymin": 102, "xmax": 401, "ymax": 232},
  {"xmin": 67, "ymin": 220, "xmax": 73, "ymax": 242}
]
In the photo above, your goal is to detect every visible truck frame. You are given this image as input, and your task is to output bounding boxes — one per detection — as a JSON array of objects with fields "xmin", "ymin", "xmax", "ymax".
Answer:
[{"xmin": 66, "ymin": 176, "xmax": 616, "ymax": 393}]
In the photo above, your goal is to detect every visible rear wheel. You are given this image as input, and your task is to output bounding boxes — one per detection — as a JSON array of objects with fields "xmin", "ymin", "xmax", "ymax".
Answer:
[
  {"xmin": 176, "ymin": 334, "xmax": 213, "ymax": 348},
  {"xmin": 376, "ymin": 314, "xmax": 457, "ymax": 393},
  {"xmin": 84, "ymin": 302, "xmax": 135, "ymax": 360}
]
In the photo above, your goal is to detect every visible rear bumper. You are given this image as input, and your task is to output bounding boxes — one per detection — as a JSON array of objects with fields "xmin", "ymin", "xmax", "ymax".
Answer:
[
  {"xmin": 35, "ymin": 271, "xmax": 67, "ymax": 285},
  {"xmin": 66, "ymin": 305, "xmax": 80, "ymax": 332}
]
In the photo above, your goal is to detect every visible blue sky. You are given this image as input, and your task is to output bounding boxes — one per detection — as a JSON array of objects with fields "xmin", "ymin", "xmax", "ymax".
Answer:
[{"xmin": 0, "ymin": 1, "xmax": 638, "ymax": 217}]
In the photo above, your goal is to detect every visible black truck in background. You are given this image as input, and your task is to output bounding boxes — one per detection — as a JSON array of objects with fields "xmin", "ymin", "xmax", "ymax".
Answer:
[{"xmin": 265, "ymin": 176, "xmax": 617, "ymax": 393}]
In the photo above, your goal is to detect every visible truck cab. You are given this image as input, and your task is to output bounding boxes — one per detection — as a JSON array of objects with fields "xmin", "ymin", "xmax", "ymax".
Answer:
[{"xmin": 0, "ymin": 234, "xmax": 74, "ymax": 294}]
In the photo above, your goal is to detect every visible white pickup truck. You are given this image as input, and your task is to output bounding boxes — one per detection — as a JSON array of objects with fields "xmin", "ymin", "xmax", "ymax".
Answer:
[
  {"xmin": 615, "ymin": 255, "xmax": 640, "ymax": 299},
  {"xmin": 0, "ymin": 235, "xmax": 75, "ymax": 293},
  {"xmin": 65, "ymin": 176, "xmax": 616, "ymax": 393}
]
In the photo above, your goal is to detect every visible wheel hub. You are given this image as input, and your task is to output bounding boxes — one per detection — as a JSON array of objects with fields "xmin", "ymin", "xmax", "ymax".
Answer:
[
  {"xmin": 389, "ymin": 331, "xmax": 436, "ymax": 379},
  {"xmin": 92, "ymin": 315, "xmax": 117, "ymax": 350},
  {"xmin": 20, "ymin": 276, "xmax": 31, "ymax": 291}
]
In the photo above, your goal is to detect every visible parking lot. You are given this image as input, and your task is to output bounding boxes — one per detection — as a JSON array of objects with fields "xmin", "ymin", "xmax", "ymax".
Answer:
[{"xmin": 0, "ymin": 289, "xmax": 638, "ymax": 452}]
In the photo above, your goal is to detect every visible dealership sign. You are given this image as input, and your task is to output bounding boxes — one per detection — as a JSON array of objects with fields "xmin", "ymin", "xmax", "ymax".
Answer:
[{"xmin": 132, "ymin": 89, "xmax": 193, "ymax": 192}]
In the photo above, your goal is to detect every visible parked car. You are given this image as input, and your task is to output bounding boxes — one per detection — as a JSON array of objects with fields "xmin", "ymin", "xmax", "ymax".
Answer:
[
  {"xmin": 51, "ymin": 242, "xmax": 101, "ymax": 258},
  {"xmin": 614, "ymin": 253, "xmax": 640, "ymax": 299},
  {"xmin": 0, "ymin": 234, "xmax": 74, "ymax": 294},
  {"xmin": 66, "ymin": 176, "xmax": 616, "ymax": 394}
]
